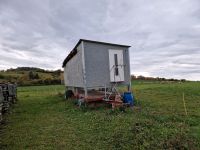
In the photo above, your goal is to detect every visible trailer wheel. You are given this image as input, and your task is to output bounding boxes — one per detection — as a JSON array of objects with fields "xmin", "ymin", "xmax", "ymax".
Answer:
[{"xmin": 65, "ymin": 90, "xmax": 74, "ymax": 99}]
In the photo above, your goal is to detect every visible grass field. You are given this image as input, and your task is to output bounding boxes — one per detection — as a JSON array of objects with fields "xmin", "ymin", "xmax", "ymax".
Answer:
[{"xmin": 0, "ymin": 81, "xmax": 200, "ymax": 149}]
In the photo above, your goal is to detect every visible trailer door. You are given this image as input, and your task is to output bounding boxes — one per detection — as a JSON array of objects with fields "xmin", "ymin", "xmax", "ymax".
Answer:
[{"xmin": 109, "ymin": 49, "xmax": 124, "ymax": 82}]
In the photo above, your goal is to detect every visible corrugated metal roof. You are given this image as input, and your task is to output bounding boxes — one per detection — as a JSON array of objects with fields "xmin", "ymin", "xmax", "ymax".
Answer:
[{"xmin": 62, "ymin": 39, "xmax": 131, "ymax": 67}]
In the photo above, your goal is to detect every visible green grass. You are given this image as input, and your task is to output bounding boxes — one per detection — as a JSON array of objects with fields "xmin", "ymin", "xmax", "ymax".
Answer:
[{"xmin": 0, "ymin": 81, "xmax": 200, "ymax": 149}]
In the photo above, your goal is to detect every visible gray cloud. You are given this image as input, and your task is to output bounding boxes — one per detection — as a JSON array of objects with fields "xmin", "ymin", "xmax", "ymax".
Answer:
[{"xmin": 0, "ymin": 0, "xmax": 200, "ymax": 80}]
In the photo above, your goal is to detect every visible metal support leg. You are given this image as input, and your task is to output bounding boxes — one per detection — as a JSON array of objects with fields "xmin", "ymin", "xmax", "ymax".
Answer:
[
  {"xmin": 65, "ymin": 86, "xmax": 68, "ymax": 99},
  {"xmin": 128, "ymin": 82, "xmax": 131, "ymax": 92},
  {"xmin": 84, "ymin": 87, "xmax": 87, "ymax": 98}
]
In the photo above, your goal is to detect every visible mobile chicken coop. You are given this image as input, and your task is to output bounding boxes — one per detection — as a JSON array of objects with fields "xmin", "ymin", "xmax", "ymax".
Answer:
[{"xmin": 62, "ymin": 39, "xmax": 132, "ymax": 104}]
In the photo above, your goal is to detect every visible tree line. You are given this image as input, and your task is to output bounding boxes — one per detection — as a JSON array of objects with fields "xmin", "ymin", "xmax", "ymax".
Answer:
[{"xmin": 131, "ymin": 75, "xmax": 186, "ymax": 82}]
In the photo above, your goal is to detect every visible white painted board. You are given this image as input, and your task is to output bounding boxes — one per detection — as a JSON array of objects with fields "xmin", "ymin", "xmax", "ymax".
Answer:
[{"xmin": 109, "ymin": 49, "xmax": 124, "ymax": 82}]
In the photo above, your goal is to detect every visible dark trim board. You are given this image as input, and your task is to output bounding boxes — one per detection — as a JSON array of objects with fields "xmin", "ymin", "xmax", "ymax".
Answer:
[
  {"xmin": 62, "ymin": 39, "xmax": 131, "ymax": 67},
  {"xmin": 62, "ymin": 49, "xmax": 77, "ymax": 67}
]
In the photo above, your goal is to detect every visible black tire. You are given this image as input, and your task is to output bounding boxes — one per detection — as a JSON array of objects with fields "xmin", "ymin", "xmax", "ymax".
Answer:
[{"xmin": 65, "ymin": 90, "xmax": 74, "ymax": 99}]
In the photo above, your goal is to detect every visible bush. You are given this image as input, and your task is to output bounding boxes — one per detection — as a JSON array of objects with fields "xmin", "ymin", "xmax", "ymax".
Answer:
[{"xmin": 0, "ymin": 74, "xmax": 5, "ymax": 79}]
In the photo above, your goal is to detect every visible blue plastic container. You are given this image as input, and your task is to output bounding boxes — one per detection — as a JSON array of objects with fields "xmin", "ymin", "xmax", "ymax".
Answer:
[{"xmin": 123, "ymin": 92, "xmax": 134, "ymax": 106}]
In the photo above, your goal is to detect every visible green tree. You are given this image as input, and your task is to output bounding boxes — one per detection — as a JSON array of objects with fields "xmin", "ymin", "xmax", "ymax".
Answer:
[
  {"xmin": 28, "ymin": 71, "xmax": 34, "ymax": 79},
  {"xmin": 35, "ymin": 73, "xmax": 39, "ymax": 79}
]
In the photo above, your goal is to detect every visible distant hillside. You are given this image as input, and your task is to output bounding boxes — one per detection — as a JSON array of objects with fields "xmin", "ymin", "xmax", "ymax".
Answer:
[
  {"xmin": 0, "ymin": 67, "xmax": 187, "ymax": 86},
  {"xmin": 0, "ymin": 67, "xmax": 64, "ymax": 86}
]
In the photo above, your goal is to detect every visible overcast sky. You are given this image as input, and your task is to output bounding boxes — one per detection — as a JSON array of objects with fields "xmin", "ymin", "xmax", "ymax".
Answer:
[{"xmin": 0, "ymin": 0, "xmax": 200, "ymax": 80}]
